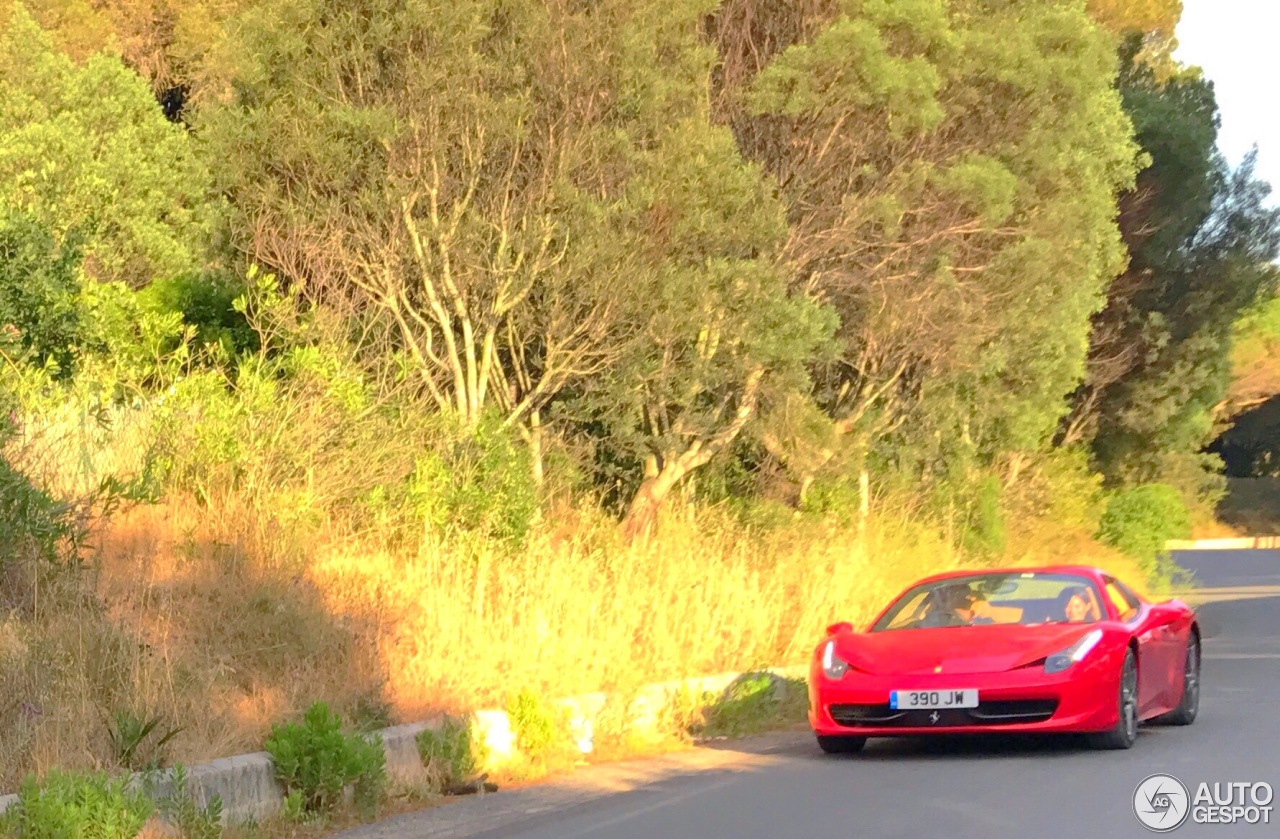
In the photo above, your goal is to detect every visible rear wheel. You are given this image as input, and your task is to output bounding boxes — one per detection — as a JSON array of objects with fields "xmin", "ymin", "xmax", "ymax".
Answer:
[
  {"xmin": 816, "ymin": 734, "xmax": 867, "ymax": 754},
  {"xmin": 1088, "ymin": 647, "xmax": 1139, "ymax": 750},
  {"xmin": 1156, "ymin": 634, "xmax": 1200, "ymax": 726}
]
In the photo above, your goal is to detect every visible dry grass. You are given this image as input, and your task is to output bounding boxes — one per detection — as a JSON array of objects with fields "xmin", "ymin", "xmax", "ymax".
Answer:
[
  {"xmin": 0, "ymin": 485, "xmax": 1146, "ymax": 790},
  {"xmin": 308, "ymin": 505, "xmax": 961, "ymax": 719},
  {"xmin": 0, "ymin": 383, "xmax": 1153, "ymax": 791}
]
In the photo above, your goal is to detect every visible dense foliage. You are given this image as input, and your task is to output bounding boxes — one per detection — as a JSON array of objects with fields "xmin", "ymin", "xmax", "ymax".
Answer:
[
  {"xmin": 264, "ymin": 702, "xmax": 386, "ymax": 816},
  {"xmin": 2, "ymin": 0, "xmax": 1276, "ymax": 573},
  {"xmin": 1067, "ymin": 43, "xmax": 1280, "ymax": 505},
  {"xmin": 0, "ymin": 770, "xmax": 153, "ymax": 839},
  {"xmin": 2, "ymin": 5, "xmax": 1279, "ymax": 790}
]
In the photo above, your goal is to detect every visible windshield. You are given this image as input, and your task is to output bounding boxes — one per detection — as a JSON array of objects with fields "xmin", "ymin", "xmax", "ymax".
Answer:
[{"xmin": 870, "ymin": 572, "xmax": 1105, "ymax": 631}]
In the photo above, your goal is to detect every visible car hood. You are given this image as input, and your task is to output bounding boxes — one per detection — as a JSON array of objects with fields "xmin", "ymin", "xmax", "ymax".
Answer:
[{"xmin": 836, "ymin": 624, "xmax": 1098, "ymax": 676}]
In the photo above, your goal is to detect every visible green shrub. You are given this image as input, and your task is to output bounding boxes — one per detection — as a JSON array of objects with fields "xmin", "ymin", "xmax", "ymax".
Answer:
[
  {"xmin": 105, "ymin": 708, "xmax": 183, "ymax": 772},
  {"xmin": 415, "ymin": 715, "xmax": 488, "ymax": 791},
  {"xmin": 409, "ymin": 418, "xmax": 538, "ymax": 545},
  {"xmin": 0, "ymin": 770, "xmax": 153, "ymax": 839},
  {"xmin": 1098, "ymin": 483, "xmax": 1191, "ymax": 584},
  {"xmin": 155, "ymin": 765, "xmax": 222, "ymax": 839},
  {"xmin": 79, "ymin": 280, "xmax": 193, "ymax": 393},
  {"xmin": 281, "ymin": 790, "xmax": 306, "ymax": 824},
  {"xmin": 801, "ymin": 474, "xmax": 863, "ymax": 525},
  {"xmin": 693, "ymin": 674, "xmax": 807, "ymax": 739},
  {"xmin": 140, "ymin": 273, "xmax": 259, "ymax": 360},
  {"xmin": 0, "ymin": 210, "xmax": 84, "ymax": 379},
  {"xmin": 960, "ymin": 475, "xmax": 1006, "ymax": 557},
  {"xmin": 263, "ymin": 702, "xmax": 386, "ymax": 816},
  {"xmin": 506, "ymin": 690, "xmax": 561, "ymax": 763},
  {"xmin": 0, "ymin": 456, "xmax": 70, "ymax": 568}
]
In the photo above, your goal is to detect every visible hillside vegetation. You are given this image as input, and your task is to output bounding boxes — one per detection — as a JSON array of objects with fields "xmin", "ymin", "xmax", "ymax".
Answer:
[{"xmin": 2, "ymin": 0, "xmax": 1278, "ymax": 788}]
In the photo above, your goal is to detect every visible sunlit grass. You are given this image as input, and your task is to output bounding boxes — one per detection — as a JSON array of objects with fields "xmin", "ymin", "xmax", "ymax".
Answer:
[
  {"xmin": 0, "ymin": 391, "xmax": 1150, "ymax": 789},
  {"xmin": 308, "ymin": 503, "xmax": 960, "ymax": 720}
]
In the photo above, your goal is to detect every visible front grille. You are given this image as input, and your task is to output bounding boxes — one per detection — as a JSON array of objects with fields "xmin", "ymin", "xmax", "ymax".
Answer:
[{"xmin": 829, "ymin": 699, "xmax": 1058, "ymax": 728}]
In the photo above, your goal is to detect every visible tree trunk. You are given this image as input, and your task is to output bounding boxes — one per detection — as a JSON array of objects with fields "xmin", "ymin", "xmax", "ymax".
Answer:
[
  {"xmin": 622, "ymin": 453, "xmax": 683, "ymax": 541},
  {"xmin": 622, "ymin": 367, "xmax": 764, "ymax": 541},
  {"xmin": 528, "ymin": 408, "xmax": 544, "ymax": 488}
]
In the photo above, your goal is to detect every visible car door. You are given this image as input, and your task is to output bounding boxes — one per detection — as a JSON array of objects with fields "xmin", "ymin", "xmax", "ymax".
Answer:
[
  {"xmin": 1144, "ymin": 604, "xmax": 1186, "ymax": 711},
  {"xmin": 1102, "ymin": 576, "xmax": 1169, "ymax": 715}
]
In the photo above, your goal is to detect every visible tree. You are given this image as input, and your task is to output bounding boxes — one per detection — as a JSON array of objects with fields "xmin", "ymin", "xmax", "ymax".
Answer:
[
  {"xmin": 0, "ymin": 4, "xmax": 214, "ymax": 286},
  {"xmin": 197, "ymin": 0, "xmax": 833, "ymax": 519},
  {"xmin": 1068, "ymin": 48, "xmax": 1280, "ymax": 492},
  {"xmin": 572, "ymin": 120, "xmax": 836, "ymax": 536},
  {"xmin": 709, "ymin": 0, "xmax": 1140, "ymax": 492},
  {"xmin": 1, "ymin": 0, "xmax": 249, "ymax": 100},
  {"xmin": 0, "ymin": 210, "xmax": 84, "ymax": 377},
  {"xmin": 1084, "ymin": 0, "xmax": 1181, "ymax": 68},
  {"xmin": 197, "ymin": 0, "xmax": 651, "ymax": 435},
  {"xmin": 1228, "ymin": 296, "xmax": 1280, "ymax": 416}
]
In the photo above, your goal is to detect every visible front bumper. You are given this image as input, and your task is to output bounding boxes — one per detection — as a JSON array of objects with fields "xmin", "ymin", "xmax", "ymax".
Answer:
[{"xmin": 808, "ymin": 652, "xmax": 1122, "ymax": 737}]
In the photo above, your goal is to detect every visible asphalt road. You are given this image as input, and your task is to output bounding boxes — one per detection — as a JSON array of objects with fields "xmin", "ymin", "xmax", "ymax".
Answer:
[{"xmin": 340, "ymin": 549, "xmax": 1280, "ymax": 839}]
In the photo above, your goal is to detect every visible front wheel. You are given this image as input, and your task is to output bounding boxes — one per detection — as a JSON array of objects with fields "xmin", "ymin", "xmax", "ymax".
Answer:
[
  {"xmin": 816, "ymin": 734, "xmax": 867, "ymax": 754},
  {"xmin": 1087, "ymin": 647, "xmax": 1139, "ymax": 750},
  {"xmin": 1156, "ymin": 634, "xmax": 1200, "ymax": 726}
]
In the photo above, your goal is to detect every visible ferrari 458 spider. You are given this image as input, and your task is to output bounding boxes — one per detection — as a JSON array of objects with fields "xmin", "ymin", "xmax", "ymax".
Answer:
[{"xmin": 808, "ymin": 566, "xmax": 1200, "ymax": 753}]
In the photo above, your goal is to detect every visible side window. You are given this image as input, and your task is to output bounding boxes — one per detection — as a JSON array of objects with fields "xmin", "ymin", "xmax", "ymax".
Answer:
[
  {"xmin": 1103, "ymin": 576, "xmax": 1140, "ymax": 622},
  {"xmin": 1112, "ymin": 578, "xmax": 1145, "ymax": 607}
]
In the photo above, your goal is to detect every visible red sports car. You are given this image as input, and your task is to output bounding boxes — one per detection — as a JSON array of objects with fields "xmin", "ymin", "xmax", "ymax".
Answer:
[{"xmin": 808, "ymin": 565, "xmax": 1200, "ymax": 753}]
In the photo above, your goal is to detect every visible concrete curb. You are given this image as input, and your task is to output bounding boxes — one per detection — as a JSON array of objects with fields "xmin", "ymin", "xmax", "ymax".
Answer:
[
  {"xmin": 0, "ymin": 664, "xmax": 807, "ymax": 826},
  {"xmin": 1167, "ymin": 537, "xmax": 1280, "ymax": 550}
]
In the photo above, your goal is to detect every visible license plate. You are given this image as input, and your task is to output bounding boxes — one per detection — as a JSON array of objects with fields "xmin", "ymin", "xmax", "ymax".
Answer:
[{"xmin": 890, "ymin": 689, "xmax": 979, "ymax": 710}]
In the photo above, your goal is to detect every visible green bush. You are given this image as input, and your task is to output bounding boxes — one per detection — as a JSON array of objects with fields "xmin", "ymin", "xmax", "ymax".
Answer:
[
  {"xmin": 105, "ymin": 708, "xmax": 183, "ymax": 772},
  {"xmin": 155, "ymin": 765, "xmax": 222, "ymax": 839},
  {"xmin": 409, "ymin": 418, "xmax": 538, "ymax": 545},
  {"xmin": 801, "ymin": 474, "xmax": 863, "ymax": 525},
  {"xmin": 506, "ymin": 690, "xmax": 562, "ymax": 763},
  {"xmin": 140, "ymin": 273, "xmax": 259, "ymax": 360},
  {"xmin": 693, "ymin": 674, "xmax": 807, "ymax": 739},
  {"xmin": 0, "ymin": 456, "xmax": 70, "ymax": 569},
  {"xmin": 0, "ymin": 770, "xmax": 153, "ymax": 839},
  {"xmin": 415, "ymin": 715, "xmax": 488, "ymax": 791},
  {"xmin": 79, "ymin": 280, "xmax": 192, "ymax": 392},
  {"xmin": 0, "ymin": 210, "xmax": 84, "ymax": 379},
  {"xmin": 263, "ymin": 702, "xmax": 386, "ymax": 816},
  {"xmin": 1098, "ymin": 483, "xmax": 1191, "ymax": 583},
  {"xmin": 960, "ymin": 475, "xmax": 1006, "ymax": 558}
]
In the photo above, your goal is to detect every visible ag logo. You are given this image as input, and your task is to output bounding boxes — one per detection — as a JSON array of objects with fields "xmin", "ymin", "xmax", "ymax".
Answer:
[{"xmin": 1134, "ymin": 774, "xmax": 1190, "ymax": 832}]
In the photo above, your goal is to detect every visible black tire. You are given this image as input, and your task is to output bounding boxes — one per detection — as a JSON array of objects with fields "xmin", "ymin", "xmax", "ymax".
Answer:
[
  {"xmin": 1155, "ymin": 633, "xmax": 1200, "ymax": 726},
  {"xmin": 816, "ymin": 734, "xmax": 867, "ymax": 754},
  {"xmin": 1088, "ymin": 647, "xmax": 1139, "ymax": 750}
]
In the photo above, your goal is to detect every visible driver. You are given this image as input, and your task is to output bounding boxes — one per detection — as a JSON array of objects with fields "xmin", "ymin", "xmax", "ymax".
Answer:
[
  {"xmin": 933, "ymin": 582, "xmax": 1022, "ymax": 626},
  {"xmin": 935, "ymin": 584, "xmax": 991, "ymax": 625}
]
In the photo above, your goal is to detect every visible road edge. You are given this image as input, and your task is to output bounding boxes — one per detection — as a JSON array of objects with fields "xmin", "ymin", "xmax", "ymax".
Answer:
[{"xmin": 0, "ymin": 665, "xmax": 808, "ymax": 825}]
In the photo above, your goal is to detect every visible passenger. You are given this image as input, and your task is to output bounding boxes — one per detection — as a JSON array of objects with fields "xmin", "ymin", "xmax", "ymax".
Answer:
[{"xmin": 1062, "ymin": 586, "xmax": 1099, "ymax": 622}]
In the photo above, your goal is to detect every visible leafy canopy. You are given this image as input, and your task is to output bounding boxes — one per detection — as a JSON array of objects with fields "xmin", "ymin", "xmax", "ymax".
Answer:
[{"xmin": 0, "ymin": 4, "xmax": 214, "ymax": 285}]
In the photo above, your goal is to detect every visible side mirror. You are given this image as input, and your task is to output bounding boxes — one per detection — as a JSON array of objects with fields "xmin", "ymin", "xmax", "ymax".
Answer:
[{"xmin": 825, "ymin": 621, "xmax": 854, "ymax": 636}]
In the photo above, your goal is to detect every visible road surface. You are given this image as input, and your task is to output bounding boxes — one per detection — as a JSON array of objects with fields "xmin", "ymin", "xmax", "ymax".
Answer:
[{"xmin": 338, "ymin": 549, "xmax": 1280, "ymax": 839}]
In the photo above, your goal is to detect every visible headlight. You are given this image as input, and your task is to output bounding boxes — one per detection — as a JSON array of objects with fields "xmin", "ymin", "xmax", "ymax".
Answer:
[
  {"xmin": 821, "ymin": 639, "xmax": 849, "ymax": 680},
  {"xmin": 1044, "ymin": 628, "xmax": 1104, "ymax": 674}
]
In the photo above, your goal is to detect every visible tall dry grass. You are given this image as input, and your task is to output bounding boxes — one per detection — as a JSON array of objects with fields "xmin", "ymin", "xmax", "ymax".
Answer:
[{"xmin": 0, "ymin": 374, "xmax": 1149, "ymax": 790}]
